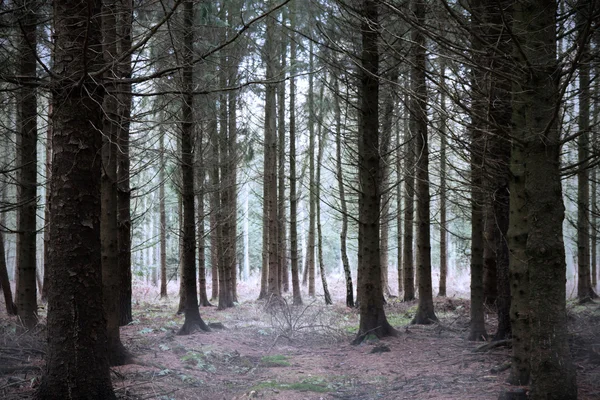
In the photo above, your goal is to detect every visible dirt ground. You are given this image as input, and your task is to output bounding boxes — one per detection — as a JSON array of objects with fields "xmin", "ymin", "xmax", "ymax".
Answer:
[{"xmin": 1, "ymin": 281, "xmax": 599, "ymax": 400}]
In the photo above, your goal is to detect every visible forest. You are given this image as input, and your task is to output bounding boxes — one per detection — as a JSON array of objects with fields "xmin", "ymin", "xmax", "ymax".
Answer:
[{"xmin": 0, "ymin": 0, "xmax": 599, "ymax": 399}]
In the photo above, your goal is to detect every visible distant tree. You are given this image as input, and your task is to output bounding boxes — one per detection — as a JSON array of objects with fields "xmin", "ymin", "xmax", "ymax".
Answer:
[{"xmin": 36, "ymin": 0, "xmax": 115, "ymax": 396}]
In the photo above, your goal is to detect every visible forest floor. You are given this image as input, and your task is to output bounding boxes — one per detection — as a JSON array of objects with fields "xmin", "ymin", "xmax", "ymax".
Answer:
[{"xmin": 1, "ymin": 280, "xmax": 599, "ymax": 400}]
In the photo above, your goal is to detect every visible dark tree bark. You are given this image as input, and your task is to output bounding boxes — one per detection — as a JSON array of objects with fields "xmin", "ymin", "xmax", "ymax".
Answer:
[
  {"xmin": 42, "ymin": 104, "xmax": 52, "ymax": 303},
  {"xmin": 512, "ymin": 0, "xmax": 577, "ymax": 397},
  {"xmin": 334, "ymin": 77, "xmax": 353, "ymax": 308},
  {"xmin": 36, "ymin": 0, "xmax": 115, "ymax": 396},
  {"xmin": 117, "ymin": 0, "xmax": 133, "ymax": 327},
  {"xmin": 353, "ymin": 0, "xmax": 397, "ymax": 344},
  {"xmin": 306, "ymin": 39, "xmax": 316, "ymax": 296},
  {"xmin": 487, "ymin": 0, "xmax": 512, "ymax": 341},
  {"xmin": 402, "ymin": 90, "xmax": 415, "ymax": 301},
  {"xmin": 411, "ymin": 0, "xmax": 437, "ymax": 325},
  {"xmin": 177, "ymin": 0, "xmax": 210, "ymax": 335},
  {"xmin": 15, "ymin": 0, "xmax": 38, "ymax": 329},
  {"xmin": 0, "ymin": 231, "xmax": 17, "ymax": 315},
  {"xmin": 438, "ymin": 69, "xmax": 447, "ymax": 298},
  {"xmin": 289, "ymin": 5, "xmax": 302, "ymax": 306},
  {"xmin": 278, "ymin": 10, "xmax": 288, "ymax": 293},
  {"xmin": 576, "ymin": 0, "xmax": 597, "ymax": 302},
  {"xmin": 265, "ymin": 2, "xmax": 280, "ymax": 299},
  {"xmin": 380, "ymin": 68, "xmax": 398, "ymax": 298},
  {"xmin": 196, "ymin": 165, "xmax": 211, "ymax": 307},
  {"xmin": 159, "ymin": 132, "xmax": 168, "ymax": 299},
  {"xmin": 101, "ymin": 0, "xmax": 129, "ymax": 365},
  {"xmin": 482, "ymin": 208, "xmax": 498, "ymax": 305}
]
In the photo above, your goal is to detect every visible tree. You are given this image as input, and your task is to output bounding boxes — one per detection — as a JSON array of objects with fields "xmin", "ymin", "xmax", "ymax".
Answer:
[
  {"xmin": 467, "ymin": 0, "xmax": 487, "ymax": 341},
  {"xmin": 15, "ymin": 0, "xmax": 38, "ymax": 329},
  {"xmin": 438, "ymin": 66, "xmax": 448, "ymax": 297},
  {"xmin": 410, "ymin": 0, "xmax": 437, "ymax": 325},
  {"xmin": 334, "ymin": 76, "xmax": 353, "ymax": 308},
  {"xmin": 177, "ymin": 0, "xmax": 210, "ymax": 335},
  {"xmin": 353, "ymin": 0, "xmax": 397, "ymax": 343},
  {"xmin": 264, "ymin": 0, "xmax": 280, "ymax": 300},
  {"xmin": 117, "ymin": 0, "xmax": 133, "ymax": 327},
  {"xmin": 576, "ymin": 0, "xmax": 597, "ymax": 302},
  {"xmin": 101, "ymin": 0, "xmax": 129, "ymax": 364},
  {"xmin": 288, "ymin": 3, "xmax": 303, "ymax": 306},
  {"xmin": 36, "ymin": 0, "xmax": 115, "ymax": 396},
  {"xmin": 0, "ymin": 229, "xmax": 16, "ymax": 314},
  {"xmin": 159, "ymin": 132, "xmax": 168, "ymax": 299},
  {"xmin": 510, "ymin": 0, "xmax": 577, "ymax": 396}
]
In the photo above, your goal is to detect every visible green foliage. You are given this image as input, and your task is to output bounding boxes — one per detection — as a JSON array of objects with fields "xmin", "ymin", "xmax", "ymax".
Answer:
[
  {"xmin": 260, "ymin": 354, "xmax": 290, "ymax": 367},
  {"xmin": 181, "ymin": 351, "xmax": 216, "ymax": 373}
]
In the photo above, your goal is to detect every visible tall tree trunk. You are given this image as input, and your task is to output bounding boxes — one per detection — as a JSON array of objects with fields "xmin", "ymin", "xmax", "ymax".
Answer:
[
  {"xmin": 511, "ymin": 1, "xmax": 577, "ymax": 397},
  {"xmin": 289, "ymin": 6, "xmax": 302, "ymax": 306},
  {"xmin": 265, "ymin": 2, "xmax": 280, "ymax": 299},
  {"xmin": 334, "ymin": 77, "xmax": 353, "ymax": 308},
  {"xmin": 380, "ymin": 68, "xmax": 398, "ymax": 298},
  {"xmin": 42, "ymin": 104, "xmax": 52, "ymax": 303},
  {"xmin": 36, "ymin": 0, "xmax": 115, "ymax": 395},
  {"xmin": 159, "ymin": 133, "xmax": 168, "ymax": 299},
  {"xmin": 488, "ymin": 0, "xmax": 512, "ymax": 341},
  {"xmin": 411, "ymin": 0, "xmax": 437, "ymax": 325},
  {"xmin": 353, "ymin": 0, "xmax": 397, "ymax": 344},
  {"xmin": 278, "ymin": 9, "xmax": 288, "ymax": 293},
  {"xmin": 227, "ymin": 61, "xmax": 239, "ymax": 304},
  {"xmin": 438, "ymin": 69, "xmax": 447, "ymax": 297},
  {"xmin": 316, "ymin": 100, "xmax": 332, "ymax": 306},
  {"xmin": 196, "ymin": 163, "xmax": 211, "ymax": 306},
  {"xmin": 306, "ymin": 40, "xmax": 316, "ymax": 296},
  {"xmin": 117, "ymin": 0, "xmax": 133, "ymax": 326},
  {"xmin": 396, "ymin": 118, "xmax": 403, "ymax": 297},
  {"xmin": 402, "ymin": 89, "xmax": 415, "ymax": 301},
  {"xmin": 101, "ymin": 0, "xmax": 129, "ymax": 365},
  {"xmin": 177, "ymin": 0, "xmax": 209, "ymax": 335},
  {"xmin": 15, "ymin": 0, "xmax": 38, "ymax": 329},
  {"xmin": 209, "ymin": 116, "xmax": 220, "ymax": 302},
  {"xmin": 576, "ymin": 1, "xmax": 597, "ymax": 302}
]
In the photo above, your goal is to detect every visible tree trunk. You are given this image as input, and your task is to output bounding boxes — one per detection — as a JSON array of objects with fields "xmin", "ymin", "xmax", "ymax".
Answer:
[
  {"xmin": 196, "ymin": 164, "xmax": 211, "ymax": 307},
  {"xmin": 42, "ymin": 104, "xmax": 52, "ymax": 303},
  {"xmin": 354, "ymin": 0, "xmax": 397, "ymax": 344},
  {"xmin": 396, "ymin": 120, "xmax": 403, "ymax": 297},
  {"xmin": 512, "ymin": 1, "xmax": 577, "ymax": 396},
  {"xmin": 159, "ymin": 132, "xmax": 168, "ymax": 299},
  {"xmin": 15, "ymin": 0, "xmax": 38, "ymax": 329},
  {"xmin": 36, "ymin": 0, "xmax": 115, "ymax": 395},
  {"xmin": 411, "ymin": 0, "xmax": 437, "ymax": 325},
  {"xmin": 101, "ymin": 0, "xmax": 129, "ymax": 365},
  {"xmin": 334, "ymin": 77, "xmax": 353, "ymax": 308},
  {"xmin": 316, "ymin": 102, "xmax": 332, "ymax": 306},
  {"xmin": 177, "ymin": 0, "xmax": 210, "ymax": 335},
  {"xmin": 482, "ymin": 207, "xmax": 498, "ymax": 305},
  {"xmin": 380, "ymin": 68, "xmax": 398, "ymax": 298},
  {"xmin": 278, "ymin": 10, "xmax": 288, "ymax": 293},
  {"xmin": 488, "ymin": 0, "xmax": 513, "ymax": 341},
  {"xmin": 306, "ymin": 40, "xmax": 316, "ymax": 297},
  {"xmin": 576, "ymin": 2, "xmax": 597, "ymax": 302},
  {"xmin": 0, "ymin": 230, "xmax": 17, "ymax": 315},
  {"xmin": 289, "ymin": 5, "xmax": 303, "ymax": 306},
  {"xmin": 116, "ymin": 0, "xmax": 133, "ymax": 327},
  {"xmin": 265, "ymin": 3, "xmax": 280, "ymax": 300},
  {"xmin": 438, "ymin": 69, "xmax": 447, "ymax": 298},
  {"xmin": 402, "ymin": 88, "xmax": 415, "ymax": 301}
]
